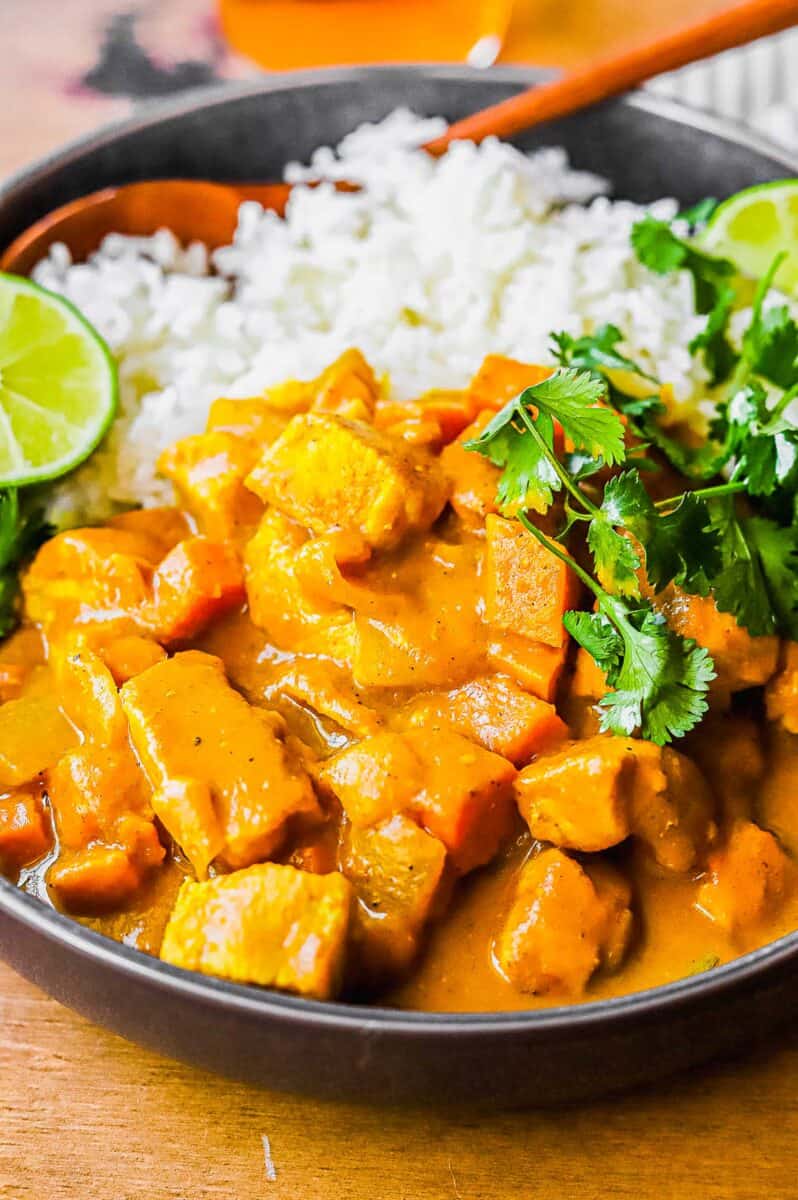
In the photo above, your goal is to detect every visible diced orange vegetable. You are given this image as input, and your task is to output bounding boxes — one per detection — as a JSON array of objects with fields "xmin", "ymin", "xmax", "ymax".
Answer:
[
  {"xmin": 0, "ymin": 663, "xmax": 25, "ymax": 703},
  {"xmin": 45, "ymin": 649, "xmax": 164, "ymax": 908},
  {"xmin": 486, "ymin": 634, "xmax": 567, "ymax": 702},
  {"xmin": 100, "ymin": 635, "xmax": 168, "ymax": 686},
  {"xmin": 414, "ymin": 389, "xmax": 474, "ymax": 443},
  {"xmin": 319, "ymin": 729, "xmax": 516, "ymax": 874},
  {"xmin": 440, "ymin": 409, "xmax": 500, "ymax": 524},
  {"xmin": 468, "ymin": 356, "xmax": 554, "ymax": 413},
  {"xmin": 486, "ymin": 514, "xmax": 581, "ymax": 648},
  {"xmin": 0, "ymin": 788, "xmax": 52, "ymax": 869},
  {"xmin": 262, "ymin": 659, "xmax": 382, "ymax": 738},
  {"xmin": 49, "ymin": 847, "xmax": 143, "ymax": 910},
  {"xmin": 658, "ymin": 586, "xmax": 778, "ymax": 706},
  {"xmin": 310, "ymin": 349, "xmax": 379, "ymax": 423},
  {"xmin": 149, "ymin": 537, "xmax": 245, "ymax": 643},
  {"xmin": 403, "ymin": 675, "xmax": 567, "ymax": 765}
]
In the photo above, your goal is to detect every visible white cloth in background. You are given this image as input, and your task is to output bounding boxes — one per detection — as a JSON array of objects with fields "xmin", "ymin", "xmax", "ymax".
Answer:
[{"xmin": 646, "ymin": 26, "xmax": 798, "ymax": 152}]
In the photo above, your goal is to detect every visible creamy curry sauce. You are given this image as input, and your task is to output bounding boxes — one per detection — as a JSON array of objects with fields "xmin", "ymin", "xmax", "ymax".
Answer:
[{"xmin": 3, "ymin": 349, "xmax": 798, "ymax": 1011}]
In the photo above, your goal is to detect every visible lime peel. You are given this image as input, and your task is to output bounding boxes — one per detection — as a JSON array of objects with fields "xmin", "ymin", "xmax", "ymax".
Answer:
[
  {"xmin": 0, "ymin": 272, "xmax": 118, "ymax": 487},
  {"xmin": 700, "ymin": 179, "xmax": 798, "ymax": 296}
]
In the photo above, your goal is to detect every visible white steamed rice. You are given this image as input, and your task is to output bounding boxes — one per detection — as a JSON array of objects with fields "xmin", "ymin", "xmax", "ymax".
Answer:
[{"xmin": 33, "ymin": 109, "xmax": 713, "ymax": 525}]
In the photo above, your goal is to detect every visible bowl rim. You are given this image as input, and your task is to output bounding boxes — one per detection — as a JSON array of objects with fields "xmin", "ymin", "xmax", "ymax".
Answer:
[{"xmin": 2, "ymin": 64, "xmax": 798, "ymax": 1038}]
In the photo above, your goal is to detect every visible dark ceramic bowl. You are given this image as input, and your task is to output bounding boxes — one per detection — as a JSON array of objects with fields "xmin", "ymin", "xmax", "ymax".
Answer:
[{"xmin": 1, "ymin": 67, "xmax": 797, "ymax": 1108}]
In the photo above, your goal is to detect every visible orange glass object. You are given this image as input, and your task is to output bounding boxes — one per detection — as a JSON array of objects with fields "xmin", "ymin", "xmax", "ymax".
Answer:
[
  {"xmin": 219, "ymin": 0, "xmax": 729, "ymax": 72},
  {"xmin": 219, "ymin": 0, "xmax": 516, "ymax": 69}
]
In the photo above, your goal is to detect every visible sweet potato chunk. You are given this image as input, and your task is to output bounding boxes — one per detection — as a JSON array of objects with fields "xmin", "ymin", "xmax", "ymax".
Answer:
[
  {"xmin": 158, "ymin": 431, "xmax": 263, "ymax": 540},
  {"xmin": 696, "ymin": 822, "xmax": 792, "ymax": 936},
  {"xmin": 160, "ymin": 863, "xmax": 352, "ymax": 999},
  {"xmin": 658, "ymin": 586, "xmax": 778, "ymax": 705},
  {"xmin": 402, "ymin": 675, "xmax": 567, "ymax": 765},
  {"xmin": 486, "ymin": 514, "xmax": 580, "ymax": 648},
  {"xmin": 120, "ymin": 651, "xmax": 319, "ymax": 874},
  {"xmin": 149, "ymin": 537, "xmax": 245, "ymax": 643},
  {"xmin": 516, "ymin": 736, "xmax": 715, "ymax": 871},
  {"xmin": 246, "ymin": 413, "xmax": 449, "ymax": 551},
  {"xmin": 319, "ymin": 729, "xmax": 516, "ymax": 874},
  {"xmin": 440, "ymin": 410, "xmax": 500, "ymax": 523},
  {"xmin": 494, "ymin": 849, "xmax": 633, "ymax": 996},
  {"xmin": 0, "ymin": 787, "xmax": 52, "ymax": 870},
  {"xmin": 340, "ymin": 814, "xmax": 448, "ymax": 979},
  {"xmin": 766, "ymin": 642, "xmax": 798, "ymax": 734},
  {"xmin": 99, "ymin": 635, "xmax": 168, "ymax": 686},
  {"xmin": 468, "ymin": 356, "xmax": 554, "ymax": 413},
  {"xmin": 487, "ymin": 634, "xmax": 567, "ymax": 703}
]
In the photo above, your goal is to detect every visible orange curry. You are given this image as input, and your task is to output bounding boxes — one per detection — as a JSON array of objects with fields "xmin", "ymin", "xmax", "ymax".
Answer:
[{"xmin": 2, "ymin": 348, "xmax": 798, "ymax": 1011}]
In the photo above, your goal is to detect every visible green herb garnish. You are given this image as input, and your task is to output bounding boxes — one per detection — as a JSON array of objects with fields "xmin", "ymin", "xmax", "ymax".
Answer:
[
  {"xmin": 466, "ymin": 371, "xmax": 716, "ymax": 744},
  {"xmin": 0, "ymin": 490, "xmax": 53, "ymax": 637}
]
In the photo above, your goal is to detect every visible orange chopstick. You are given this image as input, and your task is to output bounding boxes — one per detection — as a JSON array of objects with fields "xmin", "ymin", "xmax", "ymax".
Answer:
[{"xmin": 426, "ymin": 0, "xmax": 798, "ymax": 152}]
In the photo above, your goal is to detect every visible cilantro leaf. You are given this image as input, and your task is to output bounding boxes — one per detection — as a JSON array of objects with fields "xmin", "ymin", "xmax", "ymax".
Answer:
[
  {"xmin": 0, "ymin": 490, "xmax": 54, "ymax": 638},
  {"xmin": 524, "ymin": 369, "xmax": 622, "ymax": 462},
  {"xmin": 740, "ymin": 253, "xmax": 798, "ymax": 391},
  {"xmin": 711, "ymin": 381, "xmax": 798, "ymax": 497},
  {"xmin": 565, "ymin": 597, "xmax": 715, "ymax": 744},
  {"xmin": 631, "ymin": 214, "xmax": 737, "ymax": 383},
  {"xmin": 590, "ymin": 469, "xmax": 718, "ymax": 596},
  {"xmin": 551, "ymin": 324, "xmax": 658, "ymax": 383},
  {"xmin": 465, "ymin": 399, "xmax": 560, "ymax": 512},
  {"xmin": 744, "ymin": 515, "xmax": 798, "ymax": 640},
  {"xmin": 464, "ymin": 368, "xmax": 619, "ymax": 513},
  {"xmin": 587, "ymin": 515, "xmax": 642, "ymax": 597},
  {"xmin": 705, "ymin": 496, "xmax": 777, "ymax": 636},
  {"xmin": 561, "ymin": 609, "xmax": 622, "ymax": 676}
]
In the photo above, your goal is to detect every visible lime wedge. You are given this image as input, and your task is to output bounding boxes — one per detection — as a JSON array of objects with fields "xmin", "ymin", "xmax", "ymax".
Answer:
[
  {"xmin": 700, "ymin": 180, "xmax": 798, "ymax": 295},
  {"xmin": 0, "ymin": 273, "xmax": 117, "ymax": 486}
]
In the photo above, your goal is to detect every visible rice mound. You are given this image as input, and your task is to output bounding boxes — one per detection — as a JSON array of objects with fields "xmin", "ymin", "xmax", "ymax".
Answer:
[{"xmin": 33, "ymin": 109, "xmax": 711, "ymax": 525}]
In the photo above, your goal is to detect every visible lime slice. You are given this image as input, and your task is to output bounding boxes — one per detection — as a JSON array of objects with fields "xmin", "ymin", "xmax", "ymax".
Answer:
[
  {"xmin": 0, "ymin": 273, "xmax": 117, "ymax": 486},
  {"xmin": 700, "ymin": 180, "xmax": 798, "ymax": 295}
]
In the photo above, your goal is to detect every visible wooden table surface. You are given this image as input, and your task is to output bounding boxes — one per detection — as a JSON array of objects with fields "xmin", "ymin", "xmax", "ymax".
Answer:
[{"xmin": 2, "ymin": 3, "xmax": 797, "ymax": 1197}]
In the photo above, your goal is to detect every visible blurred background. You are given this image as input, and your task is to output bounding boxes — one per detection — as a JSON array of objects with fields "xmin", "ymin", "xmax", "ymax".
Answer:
[{"xmin": 1, "ymin": 0, "xmax": 796, "ymax": 178}]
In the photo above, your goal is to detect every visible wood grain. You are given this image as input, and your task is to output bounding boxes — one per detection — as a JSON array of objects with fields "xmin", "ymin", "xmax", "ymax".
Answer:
[
  {"xmin": 4, "ymin": 962, "xmax": 798, "ymax": 1200},
  {"xmin": 2, "ymin": 2, "xmax": 798, "ymax": 1197}
]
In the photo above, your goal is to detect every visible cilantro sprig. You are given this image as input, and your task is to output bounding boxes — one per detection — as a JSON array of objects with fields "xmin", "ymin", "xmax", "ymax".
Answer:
[{"xmin": 465, "ymin": 371, "xmax": 716, "ymax": 744}]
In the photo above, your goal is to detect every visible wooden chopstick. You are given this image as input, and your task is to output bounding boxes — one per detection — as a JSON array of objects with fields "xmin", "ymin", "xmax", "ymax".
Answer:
[{"xmin": 425, "ymin": 0, "xmax": 798, "ymax": 152}]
